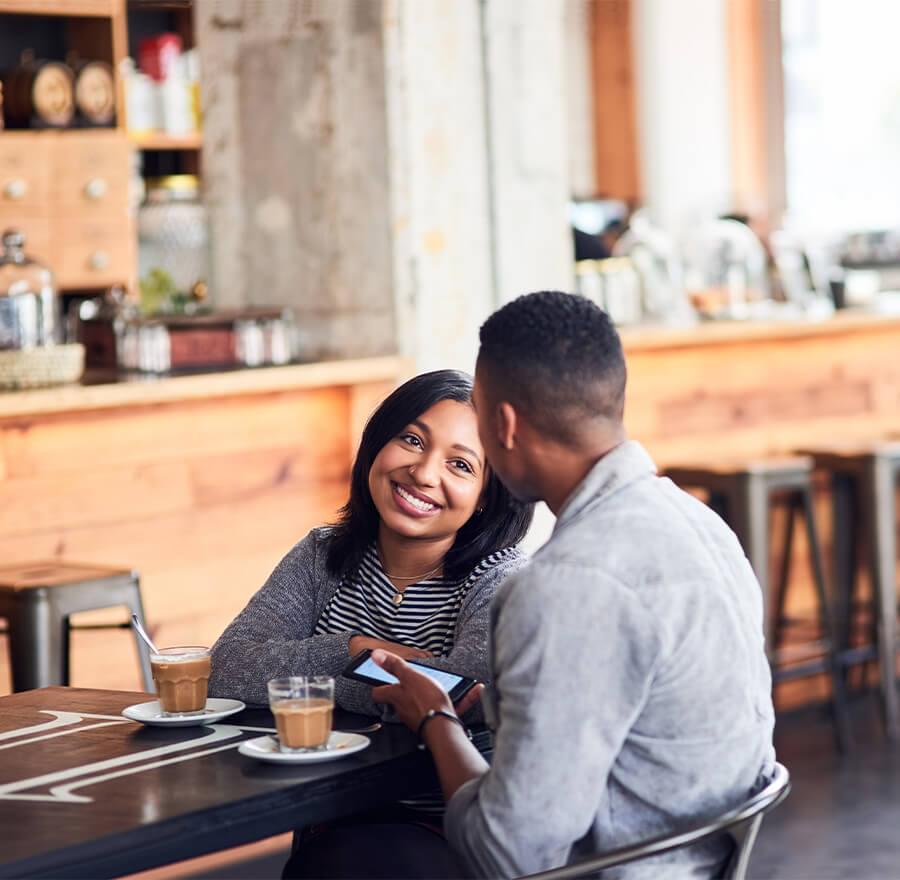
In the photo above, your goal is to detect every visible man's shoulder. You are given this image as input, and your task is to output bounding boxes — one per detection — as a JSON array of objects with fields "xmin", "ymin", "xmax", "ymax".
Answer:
[
  {"xmin": 552, "ymin": 475, "xmax": 744, "ymax": 577},
  {"xmin": 492, "ymin": 551, "xmax": 633, "ymax": 617}
]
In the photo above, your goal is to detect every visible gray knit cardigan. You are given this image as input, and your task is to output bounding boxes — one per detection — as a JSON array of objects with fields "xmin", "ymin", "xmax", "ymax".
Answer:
[{"xmin": 208, "ymin": 527, "xmax": 526, "ymax": 716}]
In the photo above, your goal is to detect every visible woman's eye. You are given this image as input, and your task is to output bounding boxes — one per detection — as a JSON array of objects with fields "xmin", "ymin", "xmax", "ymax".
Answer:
[
  {"xmin": 451, "ymin": 459, "xmax": 474, "ymax": 474},
  {"xmin": 400, "ymin": 432, "xmax": 423, "ymax": 448}
]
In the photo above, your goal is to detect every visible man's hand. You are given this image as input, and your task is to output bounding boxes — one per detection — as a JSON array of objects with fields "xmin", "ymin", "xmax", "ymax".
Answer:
[
  {"xmin": 372, "ymin": 650, "xmax": 490, "ymax": 803},
  {"xmin": 370, "ymin": 649, "xmax": 454, "ymax": 730},
  {"xmin": 348, "ymin": 635, "xmax": 432, "ymax": 662}
]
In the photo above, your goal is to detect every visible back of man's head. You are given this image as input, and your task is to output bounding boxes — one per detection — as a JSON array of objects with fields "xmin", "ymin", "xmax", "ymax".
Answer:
[{"xmin": 477, "ymin": 291, "xmax": 626, "ymax": 446}]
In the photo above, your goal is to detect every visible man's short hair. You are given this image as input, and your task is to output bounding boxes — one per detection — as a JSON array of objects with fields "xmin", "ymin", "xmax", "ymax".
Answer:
[{"xmin": 477, "ymin": 291, "xmax": 626, "ymax": 443}]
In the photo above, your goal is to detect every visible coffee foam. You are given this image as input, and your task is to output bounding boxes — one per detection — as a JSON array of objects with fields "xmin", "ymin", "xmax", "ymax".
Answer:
[{"xmin": 151, "ymin": 651, "xmax": 207, "ymax": 663}]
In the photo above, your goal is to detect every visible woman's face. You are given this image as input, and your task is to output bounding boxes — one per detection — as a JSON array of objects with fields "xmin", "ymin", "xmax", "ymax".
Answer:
[{"xmin": 368, "ymin": 399, "xmax": 486, "ymax": 543}]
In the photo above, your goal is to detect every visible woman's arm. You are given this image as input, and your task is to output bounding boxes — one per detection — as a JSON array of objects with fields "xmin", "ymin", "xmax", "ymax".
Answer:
[
  {"xmin": 335, "ymin": 552, "xmax": 525, "ymax": 718},
  {"xmin": 208, "ymin": 530, "xmax": 353, "ymax": 705},
  {"xmin": 413, "ymin": 553, "xmax": 525, "ymax": 722}
]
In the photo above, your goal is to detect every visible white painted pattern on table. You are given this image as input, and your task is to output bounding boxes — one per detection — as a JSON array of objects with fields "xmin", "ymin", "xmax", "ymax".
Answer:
[{"xmin": 0, "ymin": 710, "xmax": 275, "ymax": 805}]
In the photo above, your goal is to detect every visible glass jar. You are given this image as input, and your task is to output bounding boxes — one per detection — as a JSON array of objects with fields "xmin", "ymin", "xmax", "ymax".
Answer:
[
  {"xmin": 138, "ymin": 175, "xmax": 210, "ymax": 311},
  {"xmin": 0, "ymin": 229, "xmax": 59, "ymax": 349}
]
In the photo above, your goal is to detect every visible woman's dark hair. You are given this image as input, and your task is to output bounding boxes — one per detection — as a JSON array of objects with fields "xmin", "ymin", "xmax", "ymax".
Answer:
[{"xmin": 326, "ymin": 369, "xmax": 533, "ymax": 581}]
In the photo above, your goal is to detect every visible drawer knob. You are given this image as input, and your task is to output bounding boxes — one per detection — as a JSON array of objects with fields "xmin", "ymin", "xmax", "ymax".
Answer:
[
  {"xmin": 83, "ymin": 178, "xmax": 108, "ymax": 201},
  {"xmin": 3, "ymin": 179, "xmax": 28, "ymax": 200},
  {"xmin": 88, "ymin": 251, "xmax": 110, "ymax": 271}
]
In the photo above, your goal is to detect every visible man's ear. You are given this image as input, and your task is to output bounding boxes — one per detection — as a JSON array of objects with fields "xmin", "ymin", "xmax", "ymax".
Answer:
[{"xmin": 496, "ymin": 401, "xmax": 517, "ymax": 451}]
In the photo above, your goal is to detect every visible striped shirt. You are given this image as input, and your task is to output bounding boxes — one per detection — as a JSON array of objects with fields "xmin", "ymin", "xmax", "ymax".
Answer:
[
  {"xmin": 315, "ymin": 543, "xmax": 515, "ymax": 654},
  {"xmin": 313, "ymin": 543, "xmax": 516, "ymax": 816}
]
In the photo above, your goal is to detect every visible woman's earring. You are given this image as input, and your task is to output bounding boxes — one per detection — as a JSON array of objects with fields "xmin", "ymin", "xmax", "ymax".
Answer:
[{"xmin": 476, "ymin": 507, "xmax": 484, "ymax": 515}]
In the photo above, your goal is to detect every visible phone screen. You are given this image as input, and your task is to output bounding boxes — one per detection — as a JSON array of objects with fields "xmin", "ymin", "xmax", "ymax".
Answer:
[{"xmin": 353, "ymin": 656, "xmax": 465, "ymax": 694}]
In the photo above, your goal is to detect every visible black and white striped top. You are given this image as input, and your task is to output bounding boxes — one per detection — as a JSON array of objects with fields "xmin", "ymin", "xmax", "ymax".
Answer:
[
  {"xmin": 314, "ymin": 543, "xmax": 514, "ymax": 652},
  {"xmin": 313, "ymin": 542, "xmax": 516, "ymax": 815}
]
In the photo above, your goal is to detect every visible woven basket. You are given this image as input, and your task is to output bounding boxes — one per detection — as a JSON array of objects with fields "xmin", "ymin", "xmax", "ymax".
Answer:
[{"xmin": 0, "ymin": 344, "xmax": 85, "ymax": 390}]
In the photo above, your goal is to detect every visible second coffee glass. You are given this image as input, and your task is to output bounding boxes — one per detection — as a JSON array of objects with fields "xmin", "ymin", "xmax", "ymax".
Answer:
[{"xmin": 268, "ymin": 676, "xmax": 334, "ymax": 752}]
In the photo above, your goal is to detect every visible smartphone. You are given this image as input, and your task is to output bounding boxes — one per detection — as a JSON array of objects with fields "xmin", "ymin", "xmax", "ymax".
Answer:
[{"xmin": 342, "ymin": 648, "xmax": 479, "ymax": 703}]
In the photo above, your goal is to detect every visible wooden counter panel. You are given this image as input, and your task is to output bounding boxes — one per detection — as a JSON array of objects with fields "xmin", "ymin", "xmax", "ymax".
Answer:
[
  {"xmin": 620, "ymin": 311, "xmax": 900, "ymax": 353},
  {"xmin": 2, "ymin": 387, "xmax": 349, "ymax": 477},
  {"xmin": 0, "ymin": 357, "xmax": 409, "ymax": 419},
  {"xmin": 626, "ymin": 324, "xmax": 900, "ymax": 467},
  {"xmin": 0, "ymin": 367, "xmax": 404, "ymax": 696}
]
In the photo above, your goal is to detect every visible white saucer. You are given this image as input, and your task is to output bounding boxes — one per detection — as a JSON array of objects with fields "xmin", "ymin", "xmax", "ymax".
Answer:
[
  {"xmin": 122, "ymin": 698, "xmax": 246, "ymax": 727},
  {"xmin": 238, "ymin": 732, "xmax": 370, "ymax": 764}
]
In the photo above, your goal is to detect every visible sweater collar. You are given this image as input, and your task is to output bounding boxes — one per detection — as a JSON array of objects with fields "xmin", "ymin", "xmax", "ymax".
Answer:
[{"xmin": 553, "ymin": 440, "xmax": 657, "ymax": 531}]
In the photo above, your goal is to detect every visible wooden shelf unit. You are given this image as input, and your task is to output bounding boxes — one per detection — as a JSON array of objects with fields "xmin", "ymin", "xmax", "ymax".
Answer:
[
  {"xmin": 0, "ymin": 0, "xmax": 202, "ymax": 294},
  {"xmin": 129, "ymin": 131, "xmax": 201, "ymax": 151},
  {"xmin": 0, "ymin": 1, "xmax": 134, "ymax": 292},
  {"xmin": 0, "ymin": 0, "xmax": 116, "ymax": 16}
]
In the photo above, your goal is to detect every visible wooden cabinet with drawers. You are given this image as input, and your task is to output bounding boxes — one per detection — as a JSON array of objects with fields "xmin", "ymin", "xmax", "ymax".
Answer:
[{"xmin": 0, "ymin": 131, "xmax": 134, "ymax": 290}]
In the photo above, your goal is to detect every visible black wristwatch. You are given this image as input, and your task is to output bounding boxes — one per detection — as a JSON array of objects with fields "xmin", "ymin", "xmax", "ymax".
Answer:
[{"xmin": 416, "ymin": 709, "xmax": 471, "ymax": 750}]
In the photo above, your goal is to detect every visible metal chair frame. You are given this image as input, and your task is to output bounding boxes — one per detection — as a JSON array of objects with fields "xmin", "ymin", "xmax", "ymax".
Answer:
[
  {"xmin": 520, "ymin": 762, "xmax": 790, "ymax": 880},
  {"xmin": 0, "ymin": 563, "xmax": 153, "ymax": 692}
]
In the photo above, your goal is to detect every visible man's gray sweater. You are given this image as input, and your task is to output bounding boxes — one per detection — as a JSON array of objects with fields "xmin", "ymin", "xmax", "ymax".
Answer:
[{"xmin": 446, "ymin": 440, "xmax": 776, "ymax": 878}]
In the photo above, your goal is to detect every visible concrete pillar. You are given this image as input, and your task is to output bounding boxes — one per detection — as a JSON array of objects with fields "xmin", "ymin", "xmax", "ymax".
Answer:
[
  {"xmin": 383, "ymin": 0, "xmax": 495, "ymax": 372},
  {"xmin": 564, "ymin": 0, "xmax": 598, "ymax": 200},
  {"xmin": 197, "ymin": 0, "xmax": 396, "ymax": 359},
  {"xmin": 386, "ymin": 0, "xmax": 572, "ymax": 370},
  {"xmin": 198, "ymin": 0, "xmax": 572, "ymax": 369},
  {"xmin": 481, "ymin": 0, "xmax": 574, "ymax": 308}
]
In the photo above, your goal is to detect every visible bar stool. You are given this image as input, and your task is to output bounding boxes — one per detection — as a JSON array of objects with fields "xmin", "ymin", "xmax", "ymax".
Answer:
[
  {"xmin": 663, "ymin": 457, "xmax": 851, "ymax": 752},
  {"xmin": 799, "ymin": 442, "xmax": 900, "ymax": 740},
  {"xmin": 0, "ymin": 561, "xmax": 154, "ymax": 692}
]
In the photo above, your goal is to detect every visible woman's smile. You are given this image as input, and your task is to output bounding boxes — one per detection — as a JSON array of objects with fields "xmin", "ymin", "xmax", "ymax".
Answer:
[
  {"xmin": 391, "ymin": 481, "xmax": 443, "ymax": 517},
  {"xmin": 368, "ymin": 399, "xmax": 485, "ymax": 542}
]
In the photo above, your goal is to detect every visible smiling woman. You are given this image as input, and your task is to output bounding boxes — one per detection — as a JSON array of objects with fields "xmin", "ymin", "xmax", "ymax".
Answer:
[{"xmin": 208, "ymin": 370, "xmax": 534, "ymax": 716}]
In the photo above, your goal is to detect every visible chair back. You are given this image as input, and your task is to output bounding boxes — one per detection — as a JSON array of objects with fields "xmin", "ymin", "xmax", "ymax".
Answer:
[{"xmin": 520, "ymin": 762, "xmax": 790, "ymax": 880}]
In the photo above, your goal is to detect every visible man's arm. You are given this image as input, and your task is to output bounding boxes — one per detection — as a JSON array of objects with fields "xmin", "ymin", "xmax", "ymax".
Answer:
[{"xmin": 444, "ymin": 562, "xmax": 661, "ymax": 878}]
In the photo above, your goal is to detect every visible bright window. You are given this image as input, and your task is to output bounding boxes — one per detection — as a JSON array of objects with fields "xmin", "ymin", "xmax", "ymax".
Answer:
[{"xmin": 782, "ymin": 0, "xmax": 900, "ymax": 231}]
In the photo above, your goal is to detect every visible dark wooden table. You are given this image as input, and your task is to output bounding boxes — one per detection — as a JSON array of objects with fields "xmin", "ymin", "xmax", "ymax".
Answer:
[{"xmin": 0, "ymin": 687, "xmax": 438, "ymax": 879}]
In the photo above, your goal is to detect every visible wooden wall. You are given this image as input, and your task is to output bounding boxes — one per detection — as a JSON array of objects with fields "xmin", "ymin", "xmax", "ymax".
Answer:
[
  {"xmin": 0, "ymin": 376, "xmax": 396, "ymax": 695},
  {"xmin": 590, "ymin": 0, "xmax": 641, "ymax": 203}
]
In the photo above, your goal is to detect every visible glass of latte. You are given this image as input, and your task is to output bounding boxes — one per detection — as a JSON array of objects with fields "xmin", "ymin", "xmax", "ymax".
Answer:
[
  {"xmin": 267, "ymin": 676, "xmax": 334, "ymax": 752},
  {"xmin": 151, "ymin": 646, "xmax": 211, "ymax": 715}
]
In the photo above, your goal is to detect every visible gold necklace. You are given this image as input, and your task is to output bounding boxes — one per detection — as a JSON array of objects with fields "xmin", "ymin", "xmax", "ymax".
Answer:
[{"xmin": 384, "ymin": 562, "xmax": 442, "ymax": 605}]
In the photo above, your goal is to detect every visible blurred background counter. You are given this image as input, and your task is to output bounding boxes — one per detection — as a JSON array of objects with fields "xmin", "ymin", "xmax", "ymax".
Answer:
[
  {"xmin": 0, "ymin": 355, "xmax": 408, "ymax": 692},
  {"xmin": 621, "ymin": 310, "xmax": 900, "ymax": 468}
]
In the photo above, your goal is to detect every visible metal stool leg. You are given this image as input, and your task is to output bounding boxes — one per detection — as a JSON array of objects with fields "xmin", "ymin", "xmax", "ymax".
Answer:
[
  {"xmin": 801, "ymin": 485, "xmax": 853, "ymax": 753},
  {"xmin": 771, "ymin": 495, "xmax": 798, "ymax": 654},
  {"xmin": 863, "ymin": 455, "xmax": 900, "ymax": 740},
  {"xmin": 708, "ymin": 490, "xmax": 729, "ymax": 521},
  {"xmin": 732, "ymin": 474, "xmax": 772, "ymax": 644},
  {"xmin": 830, "ymin": 472, "xmax": 858, "ymax": 678},
  {"xmin": 7, "ymin": 591, "xmax": 67, "ymax": 691}
]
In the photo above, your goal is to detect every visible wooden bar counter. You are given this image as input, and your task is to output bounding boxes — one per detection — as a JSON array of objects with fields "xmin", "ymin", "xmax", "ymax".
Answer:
[
  {"xmin": 0, "ymin": 357, "xmax": 410, "ymax": 694},
  {"xmin": 1, "ymin": 311, "xmax": 899, "ymax": 699},
  {"xmin": 621, "ymin": 310, "xmax": 900, "ymax": 468}
]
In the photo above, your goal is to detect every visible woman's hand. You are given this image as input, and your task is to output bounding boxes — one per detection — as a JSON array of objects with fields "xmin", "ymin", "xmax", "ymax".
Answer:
[
  {"xmin": 348, "ymin": 635, "xmax": 432, "ymax": 662},
  {"xmin": 370, "ymin": 649, "xmax": 454, "ymax": 730}
]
